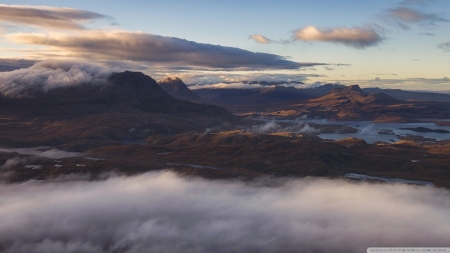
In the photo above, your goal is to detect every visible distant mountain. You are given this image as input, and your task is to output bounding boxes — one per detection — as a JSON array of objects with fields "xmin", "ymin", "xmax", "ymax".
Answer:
[
  {"xmin": 192, "ymin": 83, "xmax": 342, "ymax": 112},
  {"xmin": 362, "ymin": 87, "xmax": 450, "ymax": 103},
  {"xmin": 314, "ymin": 85, "xmax": 398, "ymax": 105},
  {"xmin": 0, "ymin": 71, "xmax": 230, "ymax": 117},
  {"xmin": 158, "ymin": 76, "xmax": 208, "ymax": 104},
  {"xmin": 0, "ymin": 71, "xmax": 236, "ymax": 145},
  {"xmin": 290, "ymin": 85, "xmax": 450, "ymax": 121},
  {"xmin": 244, "ymin": 80, "xmax": 305, "ymax": 86}
]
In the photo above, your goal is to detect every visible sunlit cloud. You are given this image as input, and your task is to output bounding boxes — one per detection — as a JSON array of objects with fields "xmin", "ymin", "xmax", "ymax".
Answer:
[
  {"xmin": 292, "ymin": 26, "xmax": 383, "ymax": 49},
  {"xmin": 248, "ymin": 34, "xmax": 273, "ymax": 44},
  {"xmin": 0, "ymin": 4, "xmax": 108, "ymax": 30},
  {"xmin": 7, "ymin": 30, "xmax": 324, "ymax": 70}
]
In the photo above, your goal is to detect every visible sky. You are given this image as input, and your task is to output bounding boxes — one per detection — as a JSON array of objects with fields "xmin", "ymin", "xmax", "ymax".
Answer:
[{"xmin": 0, "ymin": 0, "xmax": 449, "ymax": 90}]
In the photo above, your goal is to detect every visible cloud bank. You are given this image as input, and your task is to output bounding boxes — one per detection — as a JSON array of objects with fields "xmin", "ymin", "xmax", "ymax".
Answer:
[
  {"xmin": 1, "ymin": 171, "xmax": 449, "ymax": 253},
  {"xmin": 0, "ymin": 60, "xmax": 113, "ymax": 98},
  {"xmin": 0, "ymin": 58, "xmax": 36, "ymax": 72},
  {"xmin": 7, "ymin": 31, "xmax": 321, "ymax": 70},
  {"xmin": 0, "ymin": 4, "xmax": 107, "ymax": 30},
  {"xmin": 292, "ymin": 26, "xmax": 383, "ymax": 49}
]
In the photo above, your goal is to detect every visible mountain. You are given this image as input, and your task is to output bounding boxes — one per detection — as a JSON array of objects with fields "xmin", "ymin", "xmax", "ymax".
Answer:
[
  {"xmin": 314, "ymin": 85, "xmax": 398, "ymax": 105},
  {"xmin": 157, "ymin": 76, "xmax": 208, "ymax": 104},
  {"xmin": 362, "ymin": 87, "xmax": 450, "ymax": 103},
  {"xmin": 193, "ymin": 86, "xmax": 314, "ymax": 112},
  {"xmin": 0, "ymin": 71, "xmax": 236, "ymax": 145},
  {"xmin": 0, "ymin": 71, "xmax": 230, "ymax": 116},
  {"xmin": 286, "ymin": 85, "xmax": 450, "ymax": 121}
]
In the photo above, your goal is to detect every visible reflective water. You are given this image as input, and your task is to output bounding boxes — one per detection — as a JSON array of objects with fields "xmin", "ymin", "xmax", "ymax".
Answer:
[{"xmin": 252, "ymin": 118, "xmax": 450, "ymax": 143}]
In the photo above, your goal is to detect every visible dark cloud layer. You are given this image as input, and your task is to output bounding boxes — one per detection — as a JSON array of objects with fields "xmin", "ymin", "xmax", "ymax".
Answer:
[
  {"xmin": 0, "ymin": 4, "xmax": 107, "ymax": 30},
  {"xmin": 0, "ymin": 172, "xmax": 449, "ymax": 253},
  {"xmin": 0, "ymin": 58, "xmax": 36, "ymax": 72},
  {"xmin": 8, "ymin": 31, "xmax": 320, "ymax": 70}
]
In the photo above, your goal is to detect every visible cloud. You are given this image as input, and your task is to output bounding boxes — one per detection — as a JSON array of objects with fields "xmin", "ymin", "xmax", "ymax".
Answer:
[
  {"xmin": 438, "ymin": 42, "xmax": 450, "ymax": 52},
  {"xmin": 0, "ymin": 60, "xmax": 114, "ymax": 98},
  {"xmin": 0, "ymin": 4, "xmax": 108, "ymax": 30},
  {"xmin": 385, "ymin": 7, "xmax": 448, "ymax": 29},
  {"xmin": 1, "ymin": 171, "xmax": 450, "ymax": 253},
  {"xmin": 248, "ymin": 34, "xmax": 273, "ymax": 44},
  {"xmin": 7, "ymin": 30, "xmax": 322, "ymax": 70},
  {"xmin": 189, "ymin": 80, "xmax": 324, "ymax": 90},
  {"xmin": 190, "ymin": 82, "xmax": 275, "ymax": 90},
  {"xmin": 419, "ymin": 32, "xmax": 435, "ymax": 36},
  {"xmin": 292, "ymin": 26, "xmax": 383, "ymax": 48},
  {"xmin": 0, "ymin": 146, "xmax": 80, "ymax": 159},
  {"xmin": 245, "ymin": 121, "xmax": 319, "ymax": 134},
  {"xmin": 0, "ymin": 58, "xmax": 36, "ymax": 72},
  {"xmin": 0, "ymin": 157, "xmax": 28, "ymax": 169}
]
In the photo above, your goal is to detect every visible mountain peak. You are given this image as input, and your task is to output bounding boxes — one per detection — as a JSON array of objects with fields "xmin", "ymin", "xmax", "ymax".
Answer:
[
  {"xmin": 158, "ymin": 76, "xmax": 184, "ymax": 84},
  {"xmin": 347, "ymin": 85, "xmax": 363, "ymax": 92},
  {"xmin": 157, "ymin": 76, "xmax": 207, "ymax": 104},
  {"xmin": 331, "ymin": 84, "xmax": 366, "ymax": 95}
]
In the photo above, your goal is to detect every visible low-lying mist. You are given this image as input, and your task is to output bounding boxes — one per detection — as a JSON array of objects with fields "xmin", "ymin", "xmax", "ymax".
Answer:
[
  {"xmin": 0, "ymin": 59, "xmax": 113, "ymax": 98},
  {"xmin": 1, "ymin": 171, "xmax": 449, "ymax": 253}
]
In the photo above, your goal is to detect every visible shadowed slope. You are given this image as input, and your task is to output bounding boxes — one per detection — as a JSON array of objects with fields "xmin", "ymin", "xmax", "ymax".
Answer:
[{"xmin": 158, "ymin": 76, "xmax": 208, "ymax": 104}]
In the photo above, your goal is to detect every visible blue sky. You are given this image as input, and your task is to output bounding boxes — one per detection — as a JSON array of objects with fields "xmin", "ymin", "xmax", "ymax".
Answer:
[{"xmin": 0, "ymin": 0, "xmax": 449, "ymax": 90}]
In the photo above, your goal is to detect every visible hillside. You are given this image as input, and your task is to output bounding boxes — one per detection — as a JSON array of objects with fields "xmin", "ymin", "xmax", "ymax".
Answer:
[
  {"xmin": 0, "ymin": 71, "xmax": 237, "ymax": 145},
  {"xmin": 158, "ymin": 76, "xmax": 208, "ymax": 104}
]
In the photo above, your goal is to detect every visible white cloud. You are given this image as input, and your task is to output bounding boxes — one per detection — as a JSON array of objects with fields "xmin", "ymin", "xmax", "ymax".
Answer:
[
  {"xmin": 189, "ymin": 82, "xmax": 274, "ymax": 90},
  {"xmin": 1, "ymin": 171, "xmax": 449, "ymax": 252},
  {"xmin": 292, "ymin": 26, "xmax": 383, "ymax": 48},
  {"xmin": 0, "ymin": 146, "xmax": 80, "ymax": 159},
  {"xmin": 0, "ymin": 59, "xmax": 113, "ymax": 98}
]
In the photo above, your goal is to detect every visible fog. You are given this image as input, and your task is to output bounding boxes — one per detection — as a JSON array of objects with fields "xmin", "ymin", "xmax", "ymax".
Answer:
[
  {"xmin": 0, "ymin": 146, "xmax": 80, "ymax": 159},
  {"xmin": 1, "ymin": 171, "xmax": 449, "ymax": 253},
  {"xmin": 0, "ymin": 60, "xmax": 113, "ymax": 98},
  {"xmin": 246, "ymin": 121, "xmax": 318, "ymax": 134}
]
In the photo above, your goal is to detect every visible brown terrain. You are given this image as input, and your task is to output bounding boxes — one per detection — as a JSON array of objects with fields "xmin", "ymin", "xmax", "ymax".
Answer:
[
  {"xmin": 1, "ymin": 74, "xmax": 450, "ymax": 188},
  {"xmin": 245, "ymin": 85, "xmax": 450, "ymax": 122}
]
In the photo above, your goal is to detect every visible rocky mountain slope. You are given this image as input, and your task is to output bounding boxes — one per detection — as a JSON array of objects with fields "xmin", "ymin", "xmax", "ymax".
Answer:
[
  {"xmin": 158, "ymin": 76, "xmax": 208, "ymax": 104},
  {"xmin": 0, "ymin": 71, "xmax": 237, "ymax": 146}
]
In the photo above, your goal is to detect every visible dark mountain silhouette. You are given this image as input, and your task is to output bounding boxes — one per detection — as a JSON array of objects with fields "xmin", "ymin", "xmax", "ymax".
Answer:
[
  {"xmin": 193, "ymin": 85, "xmax": 315, "ymax": 112},
  {"xmin": 0, "ymin": 71, "xmax": 236, "ymax": 145},
  {"xmin": 0, "ymin": 71, "xmax": 231, "ymax": 117},
  {"xmin": 157, "ymin": 76, "xmax": 208, "ymax": 104}
]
